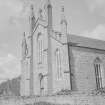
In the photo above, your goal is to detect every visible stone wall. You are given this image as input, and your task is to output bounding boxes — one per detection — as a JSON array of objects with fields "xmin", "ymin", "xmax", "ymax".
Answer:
[
  {"xmin": 70, "ymin": 46, "xmax": 105, "ymax": 91},
  {"xmin": 1, "ymin": 93, "xmax": 105, "ymax": 105},
  {"xmin": 51, "ymin": 37, "xmax": 70, "ymax": 93}
]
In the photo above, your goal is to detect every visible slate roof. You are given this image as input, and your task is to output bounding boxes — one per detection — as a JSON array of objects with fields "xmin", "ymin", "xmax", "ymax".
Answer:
[{"xmin": 67, "ymin": 34, "xmax": 105, "ymax": 51}]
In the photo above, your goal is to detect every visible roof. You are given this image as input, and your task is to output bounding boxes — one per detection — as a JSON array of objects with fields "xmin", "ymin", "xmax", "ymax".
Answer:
[{"xmin": 67, "ymin": 34, "xmax": 105, "ymax": 51}]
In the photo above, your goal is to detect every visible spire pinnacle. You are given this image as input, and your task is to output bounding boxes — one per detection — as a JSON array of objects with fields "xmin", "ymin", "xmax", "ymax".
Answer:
[
  {"xmin": 61, "ymin": 5, "xmax": 67, "ymax": 25},
  {"xmin": 47, "ymin": 0, "xmax": 51, "ymax": 5},
  {"xmin": 60, "ymin": 5, "xmax": 67, "ymax": 36},
  {"xmin": 30, "ymin": 4, "xmax": 34, "ymax": 17},
  {"xmin": 23, "ymin": 32, "xmax": 25, "ymax": 37},
  {"xmin": 38, "ymin": 8, "xmax": 43, "ymax": 19},
  {"xmin": 30, "ymin": 4, "xmax": 36, "ymax": 31},
  {"xmin": 31, "ymin": 4, "xmax": 34, "ymax": 10},
  {"xmin": 30, "ymin": 4, "xmax": 36, "ymax": 21},
  {"xmin": 46, "ymin": 0, "xmax": 52, "ymax": 7},
  {"xmin": 22, "ymin": 32, "xmax": 26, "ymax": 46},
  {"xmin": 22, "ymin": 32, "xmax": 28, "ymax": 58},
  {"xmin": 23, "ymin": 32, "xmax": 25, "ymax": 40},
  {"xmin": 44, "ymin": 0, "xmax": 52, "ymax": 11},
  {"xmin": 61, "ymin": 6, "xmax": 64, "ymax": 13}
]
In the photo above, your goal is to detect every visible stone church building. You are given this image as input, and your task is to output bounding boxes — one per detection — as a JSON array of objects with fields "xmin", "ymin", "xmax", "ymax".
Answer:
[{"xmin": 20, "ymin": 0, "xmax": 105, "ymax": 96}]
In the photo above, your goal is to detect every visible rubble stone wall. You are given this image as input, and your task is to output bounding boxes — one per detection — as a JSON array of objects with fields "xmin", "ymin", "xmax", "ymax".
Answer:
[{"xmin": 0, "ymin": 94, "xmax": 105, "ymax": 105}]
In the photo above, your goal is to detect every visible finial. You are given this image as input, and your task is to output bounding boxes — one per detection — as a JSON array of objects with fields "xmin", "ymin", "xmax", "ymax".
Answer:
[
  {"xmin": 39, "ymin": 8, "xmax": 43, "ymax": 19},
  {"xmin": 30, "ymin": 4, "xmax": 35, "ymax": 17},
  {"xmin": 60, "ymin": 5, "xmax": 67, "ymax": 25},
  {"xmin": 61, "ymin": 6, "xmax": 64, "ymax": 13},
  {"xmin": 23, "ymin": 32, "xmax": 25, "ymax": 36},
  {"xmin": 23, "ymin": 32, "xmax": 25, "ymax": 40},
  {"xmin": 31, "ymin": 4, "xmax": 34, "ymax": 10},
  {"xmin": 22, "ymin": 32, "xmax": 26, "ymax": 47},
  {"xmin": 47, "ymin": 0, "xmax": 52, "ymax": 7},
  {"xmin": 48, "ymin": 0, "xmax": 51, "ymax": 4},
  {"xmin": 30, "ymin": 4, "xmax": 36, "ymax": 24}
]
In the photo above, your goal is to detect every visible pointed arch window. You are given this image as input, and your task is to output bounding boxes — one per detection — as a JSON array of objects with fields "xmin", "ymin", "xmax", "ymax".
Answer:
[
  {"xmin": 37, "ymin": 33, "xmax": 43, "ymax": 64},
  {"xmin": 55, "ymin": 48, "xmax": 62, "ymax": 80},
  {"xmin": 94, "ymin": 57, "xmax": 103, "ymax": 89},
  {"xmin": 39, "ymin": 73, "xmax": 44, "ymax": 95}
]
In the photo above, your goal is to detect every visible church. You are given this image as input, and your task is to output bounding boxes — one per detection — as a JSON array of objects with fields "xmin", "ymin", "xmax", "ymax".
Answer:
[{"xmin": 20, "ymin": 0, "xmax": 105, "ymax": 96}]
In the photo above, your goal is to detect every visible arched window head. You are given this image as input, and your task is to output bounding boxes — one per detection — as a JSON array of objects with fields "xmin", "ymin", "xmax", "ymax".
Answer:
[
  {"xmin": 94, "ymin": 57, "xmax": 103, "ymax": 90},
  {"xmin": 37, "ymin": 33, "xmax": 43, "ymax": 64},
  {"xmin": 55, "ymin": 48, "xmax": 62, "ymax": 80},
  {"xmin": 38, "ymin": 73, "xmax": 44, "ymax": 95},
  {"xmin": 94, "ymin": 57, "xmax": 102, "ymax": 64}
]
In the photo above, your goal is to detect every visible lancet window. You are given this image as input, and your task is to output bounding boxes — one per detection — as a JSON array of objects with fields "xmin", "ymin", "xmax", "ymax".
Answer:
[
  {"xmin": 37, "ymin": 33, "xmax": 43, "ymax": 64},
  {"xmin": 55, "ymin": 48, "xmax": 62, "ymax": 80},
  {"xmin": 94, "ymin": 57, "xmax": 103, "ymax": 89}
]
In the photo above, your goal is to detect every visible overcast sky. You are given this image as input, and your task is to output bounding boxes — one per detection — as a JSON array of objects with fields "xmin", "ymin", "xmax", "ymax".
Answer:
[{"xmin": 0, "ymin": 0, "xmax": 105, "ymax": 82}]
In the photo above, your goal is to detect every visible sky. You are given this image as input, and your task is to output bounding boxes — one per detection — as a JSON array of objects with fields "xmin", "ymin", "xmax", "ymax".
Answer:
[{"xmin": 0, "ymin": 0, "xmax": 105, "ymax": 82}]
